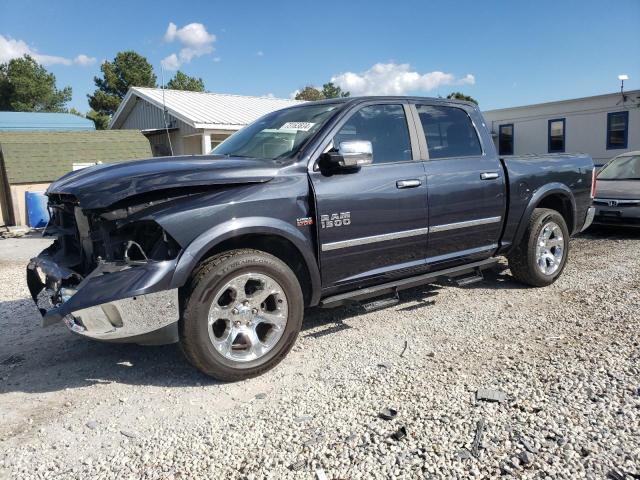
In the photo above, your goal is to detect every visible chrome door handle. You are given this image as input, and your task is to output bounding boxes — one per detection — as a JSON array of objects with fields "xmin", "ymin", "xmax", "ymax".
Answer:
[
  {"xmin": 480, "ymin": 172, "xmax": 499, "ymax": 180},
  {"xmin": 396, "ymin": 179, "xmax": 422, "ymax": 189}
]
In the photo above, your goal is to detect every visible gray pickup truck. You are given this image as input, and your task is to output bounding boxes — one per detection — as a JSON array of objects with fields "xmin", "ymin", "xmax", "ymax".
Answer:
[{"xmin": 27, "ymin": 97, "xmax": 596, "ymax": 380}]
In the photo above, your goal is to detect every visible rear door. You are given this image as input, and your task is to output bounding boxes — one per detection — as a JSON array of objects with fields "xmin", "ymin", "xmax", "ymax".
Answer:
[
  {"xmin": 411, "ymin": 102, "xmax": 505, "ymax": 268},
  {"xmin": 309, "ymin": 102, "xmax": 429, "ymax": 288}
]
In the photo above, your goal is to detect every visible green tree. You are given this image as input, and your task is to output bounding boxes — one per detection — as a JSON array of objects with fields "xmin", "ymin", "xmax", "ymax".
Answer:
[
  {"xmin": 166, "ymin": 71, "xmax": 205, "ymax": 92},
  {"xmin": 88, "ymin": 51, "xmax": 156, "ymax": 128},
  {"xmin": 0, "ymin": 55, "xmax": 72, "ymax": 112},
  {"xmin": 86, "ymin": 109, "xmax": 110, "ymax": 130},
  {"xmin": 295, "ymin": 83, "xmax": 350, "ymax": 101},
  {"xmin": 446, "ymin": 91, "xmax": 478, "ymax": 105},
  {"xmin": 67, "ymin": 107, "xmax": 85, "ymax": 117},
  {"xmin": 321, "ymin": 82, "xmax": 349, "ymax": 99},
  {"xmin": 294, "ymin": 86, "xmax": 325, "ymax": 101}
]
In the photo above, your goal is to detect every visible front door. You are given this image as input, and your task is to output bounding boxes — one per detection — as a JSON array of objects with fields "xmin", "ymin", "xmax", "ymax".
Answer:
[
  {"xmin": 413, "ymin": 103, "xmax": 505, "ymax": 267},
  {"xmin": 309, "ymin": 103, "xmax": 429, "ymax": 288}
]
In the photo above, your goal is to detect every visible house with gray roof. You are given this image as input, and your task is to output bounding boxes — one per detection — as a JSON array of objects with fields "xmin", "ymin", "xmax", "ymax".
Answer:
[
  {"xmin": 109, "ymin": 87, "xmax": 302, "ymax": 156},
  {"xmin": 0, "ymin": 130, "xmax": 151, "ymax": 226}
]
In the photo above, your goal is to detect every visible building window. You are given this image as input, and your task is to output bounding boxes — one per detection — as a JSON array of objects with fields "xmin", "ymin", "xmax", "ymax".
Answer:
[
  {"xmin": 498, "ymin": 124, "xmax": 514, "ymax": 155},
  {"xmin": 607, "ymin": 111, "xmax": 629, "ymax": 150},
  {"xmin": 548, "ymin": 118, "xmax": 565, "ymax": 153}
]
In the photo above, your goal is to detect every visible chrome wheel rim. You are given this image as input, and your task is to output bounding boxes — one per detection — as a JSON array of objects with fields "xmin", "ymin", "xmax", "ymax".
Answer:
[
  {"xmin": 535, "ymin": 221, "xmax": 564, "ymax": 275},
  {"xmin": 207, "ymin": 272, "xmax": 288, "ymax": 363}
]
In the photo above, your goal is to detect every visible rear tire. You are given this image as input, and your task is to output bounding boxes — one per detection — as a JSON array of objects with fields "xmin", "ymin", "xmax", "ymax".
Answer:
[
  {"xmin": 179, "ymin": 249, "xmax": 303, "ymax": 381},
  {"xmin": 507, "ymin": 208, "xmax": 570, "ymax": 287}
]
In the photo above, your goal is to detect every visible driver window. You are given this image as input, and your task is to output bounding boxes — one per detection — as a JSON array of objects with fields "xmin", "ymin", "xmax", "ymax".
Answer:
[{"xmin": 333, "ymin": 104, "xmax": 412, "ymax": 164}]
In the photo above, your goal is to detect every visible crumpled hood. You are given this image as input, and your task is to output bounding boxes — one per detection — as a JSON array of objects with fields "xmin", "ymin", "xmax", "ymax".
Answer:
[
  {"xmin": 596, "ymin": 180, "xmax": 640, "ymax": 200},
  {"xmin": 47, "ymin": 154, "xmax": 280, "ymax": 209}
]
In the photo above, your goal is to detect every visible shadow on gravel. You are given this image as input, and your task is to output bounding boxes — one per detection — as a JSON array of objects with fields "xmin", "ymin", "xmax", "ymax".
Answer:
[
  {"xmin": 0, "ymin": 298, "xmax": 220, "ymax": 395},
  {"xmin": 579, "ymin": 225, "xmax": 640, "ymax": 240},
  {"xmin": 301, "ymin": 284, "xmax": 444, "ymax": 338}
]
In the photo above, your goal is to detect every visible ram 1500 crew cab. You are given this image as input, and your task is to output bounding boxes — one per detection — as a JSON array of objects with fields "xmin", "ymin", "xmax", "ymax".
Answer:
[{"xmin": 27, "ymin": 97, "xmax": 596, "ymax": 380}]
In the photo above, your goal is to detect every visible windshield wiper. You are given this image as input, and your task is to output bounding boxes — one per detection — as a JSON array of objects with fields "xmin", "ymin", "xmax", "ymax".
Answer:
[{"xmin": 222, "ymin": 154, "xmax": 256, "ymax": 159}]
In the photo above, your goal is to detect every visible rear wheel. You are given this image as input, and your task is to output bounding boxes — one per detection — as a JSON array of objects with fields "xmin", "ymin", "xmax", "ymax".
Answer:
[
  {"xmin": 507, "ymin": 208, "xmax": 570, "ymax": 287},
  {"xmin": 179, "ymin": 249, "xmax": 303, "ymax": 381}
]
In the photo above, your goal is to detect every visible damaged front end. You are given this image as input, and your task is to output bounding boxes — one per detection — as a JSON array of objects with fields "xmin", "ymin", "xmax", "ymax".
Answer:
[{"xmin": 26, "ymin": 193, "xmax": 182, "ymax": 345}]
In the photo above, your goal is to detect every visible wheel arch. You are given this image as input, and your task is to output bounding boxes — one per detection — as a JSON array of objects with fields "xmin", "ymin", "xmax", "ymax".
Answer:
[
  {"xmin": 513, "ymin": 183, "xmax": 577, "ymax": 247},
  {"xmin": 170, "ymin": 217, "xmax": 321, "ymax": 306}
]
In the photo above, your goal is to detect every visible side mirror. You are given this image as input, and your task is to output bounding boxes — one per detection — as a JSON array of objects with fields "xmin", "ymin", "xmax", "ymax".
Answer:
[{"xmin": 320, "ymin": 140, "xmax": 373, "ymax": 171}]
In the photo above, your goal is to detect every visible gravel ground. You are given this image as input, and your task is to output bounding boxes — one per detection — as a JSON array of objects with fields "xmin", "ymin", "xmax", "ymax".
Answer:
[{"xmin": 1, "ymin": 228, "xmax": 639, "ymax": 479}]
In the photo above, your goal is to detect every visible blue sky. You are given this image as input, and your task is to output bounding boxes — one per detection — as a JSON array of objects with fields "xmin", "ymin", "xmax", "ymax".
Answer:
[{"xmin": 1, "ymin": 0, "xmax": 639, "ymax": 112}]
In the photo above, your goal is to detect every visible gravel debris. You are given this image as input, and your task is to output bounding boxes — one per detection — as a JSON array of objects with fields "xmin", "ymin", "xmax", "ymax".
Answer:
[
  {"xmin": 391, "ymin": 426, "xmax": 408, "ymax": 441},
  {"xmin": 1, "ymin": 229, "xmax": 639, "ymax": 479},
  {"xmin": 476, "ymin": 388, "xmax": 508, "ymax": 403},
  {"xmin": 378, "ymin": 407, "xmax": 398, "ymax": 421}
]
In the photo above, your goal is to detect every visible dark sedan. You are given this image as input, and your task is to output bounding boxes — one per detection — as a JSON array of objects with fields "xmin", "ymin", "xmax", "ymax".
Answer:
[{"xmin": 593, "ymin": 151, "xmax": 640, "ymax": 228}]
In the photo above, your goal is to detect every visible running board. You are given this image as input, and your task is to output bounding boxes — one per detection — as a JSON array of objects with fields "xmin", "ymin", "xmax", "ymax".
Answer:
[
  {"xmin": 455, "ymin": 271, "xmax": 484, "ymax": 286},
  {"xmin": 319, "ymin": 258, "xmax": 498, "ymax": 308},
  {"xmin": 360, "ymin": 293, "xmax": 399, "ymax": 312}
]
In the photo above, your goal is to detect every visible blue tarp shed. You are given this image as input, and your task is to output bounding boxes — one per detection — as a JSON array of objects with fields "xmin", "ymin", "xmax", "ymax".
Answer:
[{"xmin": 0, "ymin": 112, "xmax": 95, "ymax": 131}]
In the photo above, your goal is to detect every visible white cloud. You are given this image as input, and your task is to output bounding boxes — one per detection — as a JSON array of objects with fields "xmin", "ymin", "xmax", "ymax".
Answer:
[
  {"xmin": 212, "ymin": 56, "xmax": 221, "ymax": 63},
  {"xmin": 331, "ymin": 63, "xmax": 475, "ymax": 96},
  {"xmin": 289, "ymin": 89, "xmax": 301, "ymax": 99},
  {"xmin": 161, "ymin": 53, "xmax": 180, "ymax": 71},
  {"xmin": 256, "ymin": 50, "xmax": 264, "ymax": 56},
  {"xmin": 264, "ymin": 92, "xmax": 275, "ymax": 98},
  {"xmin": 162, "ymin": 22, "xmax": 216, "ymax": 70},
  {"xmin": 0, "ymin": 34, "xmax": 72, "ymax": 65},
  {"xmin": 74, "ymin": 54, "xmax": 96, "ymax": 66}
]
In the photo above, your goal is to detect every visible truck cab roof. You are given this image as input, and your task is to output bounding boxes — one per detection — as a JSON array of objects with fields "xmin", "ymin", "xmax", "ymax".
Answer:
[{"xmin": 292, "ymin": 96, "xmax": 479, "ymax": 108}]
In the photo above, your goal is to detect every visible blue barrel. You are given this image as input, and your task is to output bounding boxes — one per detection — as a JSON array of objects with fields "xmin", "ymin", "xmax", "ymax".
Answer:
[{"xmin": 25, "ymin": 191, "xmax": 49, "ymax": 228}]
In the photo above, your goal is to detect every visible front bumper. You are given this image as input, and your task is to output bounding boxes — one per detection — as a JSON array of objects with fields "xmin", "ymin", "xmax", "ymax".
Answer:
[
  {"xmin": 592, "ymin": 204, "xmax": 640, "ymax": 228},
  {"xmin": 27, "ymin": 255, "xmax": 180, "ymax": 345}
]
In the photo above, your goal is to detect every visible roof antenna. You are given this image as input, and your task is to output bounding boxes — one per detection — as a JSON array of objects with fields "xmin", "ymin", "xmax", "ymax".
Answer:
[{"xmin": 161, "ymin": 65, "xmax": 174, "ymax": 156}]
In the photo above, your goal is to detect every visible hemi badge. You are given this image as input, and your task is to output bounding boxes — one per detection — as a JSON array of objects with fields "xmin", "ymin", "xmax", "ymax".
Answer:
[{"xmin": 296, "ymin": 217, "xmax": 314, "ymax": 227}]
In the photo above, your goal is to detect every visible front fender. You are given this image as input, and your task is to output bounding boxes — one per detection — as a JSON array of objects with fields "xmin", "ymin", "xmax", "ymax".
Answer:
[
  {"xmin": 512, "ymin": 183, "xmax": 577, "ymax": 248},
  {"xmin": 169, "ymin": 216, "xmax": 321, "ymax": 305}
]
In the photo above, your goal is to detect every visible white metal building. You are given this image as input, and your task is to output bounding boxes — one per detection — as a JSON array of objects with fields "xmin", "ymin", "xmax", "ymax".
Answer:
[
  {"xmin": 482, "ymin": 90, "xmax": 639, "ymax": 166},
  {"xmin": 109, "ymin": 87, "xmax": 303, "ymax": 156}
]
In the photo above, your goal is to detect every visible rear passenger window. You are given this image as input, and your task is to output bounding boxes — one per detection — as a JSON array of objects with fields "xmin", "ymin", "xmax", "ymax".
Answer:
[
  {"xmin": 334, "ymin": 104, "xmax": 412, "ymax": 164},
  {"xmin": 416, "ymin": 105, "xmax": 482, "ymax": 159}
]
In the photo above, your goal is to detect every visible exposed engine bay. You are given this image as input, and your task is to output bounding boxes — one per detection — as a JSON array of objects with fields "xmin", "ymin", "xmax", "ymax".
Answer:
[{"xmin": 43, "ymin": 192, "xmax": 182, "ymax": 277}]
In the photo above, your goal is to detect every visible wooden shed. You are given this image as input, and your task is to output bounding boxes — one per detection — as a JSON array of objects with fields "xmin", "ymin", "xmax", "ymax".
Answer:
[{"xmin": 0, "ymin": 130, "xmax": 152, "ymax": 226}]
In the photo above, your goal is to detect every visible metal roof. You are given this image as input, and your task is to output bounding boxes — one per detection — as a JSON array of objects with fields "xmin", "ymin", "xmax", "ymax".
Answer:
[
  {"xmin": 0, "ymin": 111, "xmax": 95, "ymax": 131},
  {"xmin": 483, "ymin": 89, "xmax": 640, "ymax": 115},
  {"xmin": 110, "ymin": 87, "xmax": 304, "ymax": 130},
  {"xmin": 0, "ymin": 130, "xmax": 151, "ymax": 183}
]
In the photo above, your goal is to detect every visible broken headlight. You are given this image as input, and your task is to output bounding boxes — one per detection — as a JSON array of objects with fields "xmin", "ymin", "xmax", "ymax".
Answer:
[{"xmin": 96, "ymin": 220, "xmax": 181, "ymax": 263}]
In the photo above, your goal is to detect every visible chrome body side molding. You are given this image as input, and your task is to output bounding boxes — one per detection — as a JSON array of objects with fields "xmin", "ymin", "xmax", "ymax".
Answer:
[
  {"xmin": 321, "ymin": 227, "xmax": 430, "ymax": 252},
  {"xmin": 429, "ymin": 216, "xmax": 502, "ymax": 233}
]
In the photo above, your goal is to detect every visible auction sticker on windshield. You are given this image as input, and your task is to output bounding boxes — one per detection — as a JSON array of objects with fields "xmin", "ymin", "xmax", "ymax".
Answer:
[{"xmin": 279, "ymin": 122, "xmax": 315, "ymax": 131}]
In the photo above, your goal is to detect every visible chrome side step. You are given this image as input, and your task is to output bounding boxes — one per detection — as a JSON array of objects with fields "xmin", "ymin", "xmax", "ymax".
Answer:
[
  {"xmin": 360, "ymin": 293, "xmax": 399, "ymax": 312},
  {"xmin": 319, "ymin": 258, "xmax": 498, "ymax": 308},
  {"xmin": 455, "ymin": 271, "xmax": 484, "ymax": 287}
]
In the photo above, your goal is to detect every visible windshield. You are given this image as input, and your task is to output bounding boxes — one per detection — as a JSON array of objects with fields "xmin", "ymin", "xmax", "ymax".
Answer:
[
  {"xmin": 598, "ymin": 155, "xmax": 640, "ymax": 180},
  {"xmin": 213, "ymin": 104, "xmax": 341, "ymax": 160}
]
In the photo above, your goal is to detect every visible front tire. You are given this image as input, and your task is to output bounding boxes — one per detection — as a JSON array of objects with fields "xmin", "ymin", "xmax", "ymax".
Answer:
[
  {"xmin": 179, "ymin": 249, "xmax": 303, "ymax": 381},
  {"xmin": 507, "ymin": 208, "xmax": 570, "ymax": 287}
]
